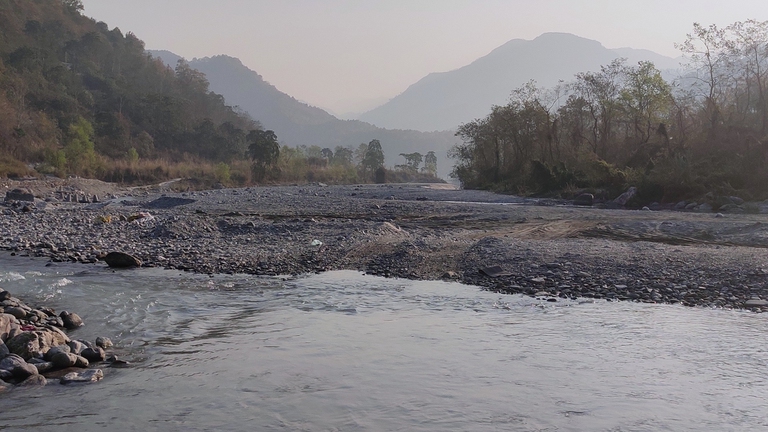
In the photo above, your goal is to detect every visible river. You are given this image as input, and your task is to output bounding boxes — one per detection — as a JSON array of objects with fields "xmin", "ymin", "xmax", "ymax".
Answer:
[{"xmin": 1, "ymin": 253, "xmax": 767, "ymax": 431}]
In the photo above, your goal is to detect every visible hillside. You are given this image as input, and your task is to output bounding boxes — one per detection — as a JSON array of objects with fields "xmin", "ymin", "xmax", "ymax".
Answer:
[
  {"xmin": 358, "ymin": 33, "xmax": 682, "ymax": 132},
  {"xmin": 149, "ymin": 52, "xmax": 458, "ymax": 177},
  {"xmin": 0, "ymin": 0, "xmax": 259, "ymax": 178}
]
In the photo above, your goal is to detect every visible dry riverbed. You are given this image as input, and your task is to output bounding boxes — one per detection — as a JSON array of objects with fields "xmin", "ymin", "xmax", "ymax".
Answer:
[{"xmin": 2, "ymin": 179, "xmax": 768, "ymax": 311}]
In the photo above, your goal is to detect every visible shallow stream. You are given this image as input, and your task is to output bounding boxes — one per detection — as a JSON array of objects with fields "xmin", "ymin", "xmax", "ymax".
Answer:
[{"xmin": 1, "ymin": 254, "xmax": 767, "ymax": 431}]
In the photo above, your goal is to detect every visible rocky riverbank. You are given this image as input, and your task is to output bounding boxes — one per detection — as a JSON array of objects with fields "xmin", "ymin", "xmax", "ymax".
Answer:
[
  {"xmin": 0, "ymin": 285, "xmax": 121, "ymax": 390},
  {"xmin": 2, "ymin": 180, "xmax": 768, "ymax": 311}
]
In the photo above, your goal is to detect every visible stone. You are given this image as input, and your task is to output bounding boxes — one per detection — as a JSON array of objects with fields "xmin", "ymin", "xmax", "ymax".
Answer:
[
  {"xmin": 30, "ymin": 360, "xmax": 54, "ymax": 374},
  {"xmin": 6, "ymin": 329, "xmax": 68, "ymax": 361},
  {"xmin": 674, "ymin": 201, "xmax": 687, "ymax": 210},
  {"xmin": 18, "ymin": 374, "xmax": 47, "ymax": 387},
  {"xmin": 573, "ymin": 193, "xmax": 594, "ymax": 206},
  {"xmin": 59, "ymin": 311, "xmax": 84, "ymax": 329},
  {"xmin": 696, "ymin": 203, "xmax": 713, "ymax": 212},
  {"xmin": 4, "ymin": 188, "xmax": 34, "ymax": 202},
  {"xmin": 44, "ymin": 344, "xmax": 71, "ymax": 361},
  {"xmin": 744, "ymin": 299, "xmax": 768, "ymax": 308},
  {"xmin": 479, "ymin": 265, "xmax": 511, "ymax": 278},
  {"xmin": 95, "ymin": 337, "xmax": 113, "ymax": 349},
  {"xmin": 0, "ymin": 313, "xmax": 20, "ymax": 342},
  {"xmin": 81, "ymin": 347, "xmax": 105, "ymax": 362},
  {"xmin": 50, "ymin": 352, "xmax": 78, "ymax": 369},
  {"xmin": 0, "ymin": 353, "xmax": 38, "ymax": 379},
  {"xmin": 68, "ymin": 340, "xmax": 87, "ymax": 355},
  {"xmin": 74, "ymin": 355, "xmax": 89, "ymax": 368},
  {"xmin": 60, "ymin": 368, "xmax": 103, "ymax": 384},
  {"xmin": 4, "ymin": 306, "xmax": 27, "ymax": 320},
  {"xmin": 103, "ymin": 251, "xmax": 142, "ymax": 268},
  {"xmin": 0, "ymin": 290, "xmax": 10, "ymax": 301},
  {"xmin": 612, "ymin": 187, "xmax": 637, "ymax": 206},
  {"xmin": 0, "ymin": 340, "xmax": 8, "ymax": 357},
  {"xmin": 441, "ymin": 271, "xmax": 458, "ymax": 279}
]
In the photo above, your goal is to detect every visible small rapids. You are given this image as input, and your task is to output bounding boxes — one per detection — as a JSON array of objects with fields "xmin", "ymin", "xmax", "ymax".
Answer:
[{"xmin": 0, "ymin": 254, "xmax": 767, "ymax": 431}]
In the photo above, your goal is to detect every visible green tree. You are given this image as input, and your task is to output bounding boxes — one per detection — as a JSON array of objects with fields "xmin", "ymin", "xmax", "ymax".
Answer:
[
  {"xmin": 248, "ymin": 129, "xmax": 280, "ymax": 181},
  {"xmin": 64, "ymin": 117, "xmax": 98, "ymax": 175},
  {"xmin": 422, "ymin": 151, "xmax": 437, "ymax": 176},
  {"xmin": 398, "ymin": 152, "xmax": 423, "ymax": 172},
  {"xmin": 361, "ymin": 139, "xmax": 385, "ymax": 177}
]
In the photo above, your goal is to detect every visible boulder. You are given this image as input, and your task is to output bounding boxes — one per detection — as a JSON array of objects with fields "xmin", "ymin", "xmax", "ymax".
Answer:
[
  {"xmin": 0, "ymin": 353, "xmax": 38, "ymax": 379},
  {"xmin": 18, "ymin": 374, "xmax": 47, "ymax": 387},
  {"xmin": 50, "ymin": 352, "xmax": 78, "ymax": 369},
  {"xmin": 59, "ymin": 311, "xmax": 84, "ymax": 329},
  {"xmin": 6, "ymin": 329, "xmax": 69, "ymax": 360},
  {"xmin": 60, "ymin": 368, "xmax": 103, "ymax": 384},
  {"xmin": 744, "ymin": 299, "xmax": 768, "ymax": 308},
  {"xmin": 95, "ymin": 337, "xmax": 113, "ymax": 349},
  {"xmin": 573, "ymin": 193, "xmax": 594, "ymax": 206},
  {"xmin": 612, "ymin": 187, "xmax": 637, "ymax": 206},
  {"xmin": 0, "ymin": 313, "xmax": 20, "ymax": 342},
  {"xmin": 44, "ymin": 344, "xmax": 71, "ymax": 361},
  {"xmin": 81, "ymin": 347, "xmax": 105, "ymax": 362},
  {"xmin": 0, "ymin": 340, "xmax": 9, "ymax": 358},
  {"xmin": 4, "ymin": 188, "xmax": 34, "ymax": 202},
  {"xmin": 103, "ymin": 251, "xmax": 142, "ymax": 268},
  {"xmin": 68, "ymin": 340, "xmax": 87, "ymax": 355},
  {"xmin": 4, "ymin": 306, "xmax": 27, "ymax": 320}
]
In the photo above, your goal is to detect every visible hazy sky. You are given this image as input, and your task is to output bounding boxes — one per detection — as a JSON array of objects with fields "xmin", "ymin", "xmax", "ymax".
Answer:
[{"xmin": 81, "ymin": 0, "xmax": 768, "ymax": 116}]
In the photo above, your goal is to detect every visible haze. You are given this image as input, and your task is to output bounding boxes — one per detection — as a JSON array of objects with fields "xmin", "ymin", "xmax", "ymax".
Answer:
[{"xmin": 82, "ymin": 0, "xmax": 768, "ymax": 117}]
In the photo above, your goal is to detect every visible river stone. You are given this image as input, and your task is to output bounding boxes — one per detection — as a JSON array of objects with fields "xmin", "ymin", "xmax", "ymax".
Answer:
[
  {"xmin": 744, "ymin": 299, "xmax": 768, "ymax": 308},
  {"xmin": 613, "ymin": 187, "xmax": 637, "ymax": 206},
  {"xmin": 30, "ymin": 360, "xmax": 54, "ymax": 374},
  {"xmin": 0, "ymin": 380, "xmax": 9, "ymax": 392},
  {"xmin": 68, "ymin": 340, "xmax": 87, "ymax": 355},
  {"xmin": 60, "ymin": 368, "xmax": 103, "ymax": 384},
  {"xmin": 0, "ymin": 290, "xmax": 10, "ymax": 301},
  {"xmin": 19, "ymin": 374, "xmax": 47, "ymax": 387},
  {"xmin": 51, "ymin": 352, "xmax": 78, "ymax": 369},
  {"xmin": 4, "ymin": 306, "xmax": 26, "ymax": 320},
  {"xmin": 44, "ymin": 344, "xmax": 71, "ymax": 361},
  {"xmin": 104, "ymin": 251, "xmax": 142, "ymax": 268},
  {"xmin": 0, "ymin": 353, "xmax": 37, "ymax": 379},
  {"xmin": 6, "ymin": 329, "xmax": 69, "ymax": 360},
  {"xmin": 74, "ymin": 355, "xmax": 89, "ymax": 368},
  {"xmin": 0, "ymin": 340, "xmax": 8, "ymax": 357},
  {"xmin": 0, "ymin": 313, "xmax": 20, "ymax": 342},
  {"xmin": 59, "ymin": 311, "xmax": 84, "ymax": 329},
  {"xmin": 81, "ymin": 347, "xmax": 105, "ymax": 362},
  {"xmin": 95, "ymin": 337, "xmax": 113, "ymax": 349}
]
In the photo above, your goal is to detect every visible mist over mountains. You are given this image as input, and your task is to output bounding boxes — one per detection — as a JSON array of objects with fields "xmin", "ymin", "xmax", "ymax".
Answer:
[
  {"xmin": 150, "ymin": 32, "xmax": 682, "ymax": 178},
  {"xmin": 358, "ymin": 33, "xmax": 682, "ymax": 132},
  {"xmin": 149, "ymin": 50, "xmax": 457, "ymax": 177}
]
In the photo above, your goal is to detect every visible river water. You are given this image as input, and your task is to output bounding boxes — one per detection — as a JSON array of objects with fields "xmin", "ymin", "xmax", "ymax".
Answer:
[{"xmin": 1, "ymin": 253, "xmax": 767, "ymax": 431}]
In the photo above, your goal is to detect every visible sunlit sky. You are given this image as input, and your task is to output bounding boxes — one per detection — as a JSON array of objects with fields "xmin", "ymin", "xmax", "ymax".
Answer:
[{"xmin": 81, "ymin": 0, "xmax": 768, "ymax": 116}]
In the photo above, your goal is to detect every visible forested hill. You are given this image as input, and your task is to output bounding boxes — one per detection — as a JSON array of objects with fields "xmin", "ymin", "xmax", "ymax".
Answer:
[
  {"xmin": 149, "ymin": 52, "xmax": 457, "ymax": 177},
  {"xmin": 0, "ymin": 0, "xmax": 259, "ymax": 177}
]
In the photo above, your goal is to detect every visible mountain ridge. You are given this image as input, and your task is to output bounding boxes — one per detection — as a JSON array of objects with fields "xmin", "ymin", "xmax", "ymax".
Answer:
[{"xmin": 358, "ymin": 32, "xmax": 682, "ymax": 132}]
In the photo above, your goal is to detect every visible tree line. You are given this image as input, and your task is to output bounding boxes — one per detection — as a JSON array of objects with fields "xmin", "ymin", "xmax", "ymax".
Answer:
[{"xmin": 451, "ymin": 20, "xmax": 768, "ymax": 203}]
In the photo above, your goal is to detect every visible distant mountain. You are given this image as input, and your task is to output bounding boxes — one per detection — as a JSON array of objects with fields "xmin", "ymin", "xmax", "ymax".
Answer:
[
  {"xmin": 149, "ymin": 51, "xmax": 457, "ymax": 177},
  {"xmin": 358, "ymin": 33, "xmax": 683, "ymax": 132}
]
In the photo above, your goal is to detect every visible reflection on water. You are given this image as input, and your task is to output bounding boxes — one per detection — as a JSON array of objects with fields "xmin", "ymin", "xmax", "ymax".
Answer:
[{"xmin": 1, "ymin": 254, "xmax": 768, "ymax": 431}]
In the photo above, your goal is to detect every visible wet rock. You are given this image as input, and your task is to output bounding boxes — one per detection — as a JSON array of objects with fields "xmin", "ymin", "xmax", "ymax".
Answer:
[
  {"xmin": 68, "ymin": 340, "xmax": 87, "ymax": 355},
  {"xmin": 74, "ymin": 355, "xmax": 89, "ymax": 368},
  {"xmin": 81, "ymin": 347, "xmax": 105, "ymax": 362},
  {"xmin": 0, "ymin": 313, "xmax": 20, "ymax": 341},
  {"xmin": 44, "ymin": 344, "xmax": 71, "ymax": 361},
  {"xmin": 6, "ymin": 329, "xmax": 69, "ymax": 360},
  {"xmin": 95, "ymin": 337, "xmax": 113, "ymax": 349},
  {"xmin": 0, "ymin": 340, "xmax": 8, "ymax": 357},
  {"xmin": 50, "ymin": 352, "xmax": 78, "ymax": 369},
  {"xmin": 4, "ymin": 306, "xmax": 27, "ymax": 320},
  {"xmin": 479, "ymin": 266, "xmax": 511, "ymax": 278},
  {"xmin": 106, "ymin": 355, "xmax": 130, "ymax": 367},
  {"xmin": 59, "ymin": 311, "xmax": 84, "ymax": 329},
  {"xmin": 29, "ymin": 360, "xmax": 54, "ymax": 374},
  {"xmin": 0, "ymin": 353, "xmax": 38, "ymax": 379},
  {"xmin": 103, "ymin": 251, "xmax": 142, "ymax": 268},
  {"xmin": 0, "ymin": 290, "xmax": 11, "ymax": 301},
  {"xmin": 18, "ymin": 374, "xmax": 47, "ymax": 387},
  {"xmin": 60, "ymin": 368, "xmax": 103, "ymax": 384}
]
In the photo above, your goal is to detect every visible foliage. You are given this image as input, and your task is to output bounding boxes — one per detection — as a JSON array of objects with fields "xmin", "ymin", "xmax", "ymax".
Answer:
[{"xmin": 452, "ymin": 21, "xmax": 768, "ymax": 202}]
